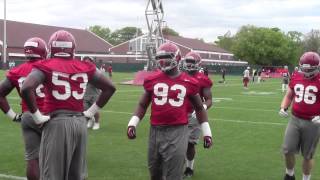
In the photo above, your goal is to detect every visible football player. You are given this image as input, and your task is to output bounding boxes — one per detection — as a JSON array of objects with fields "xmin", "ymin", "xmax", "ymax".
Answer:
[
  {"xmin": 21, "ymin": 30, "xmax": 116, "ymax": 180},
  {"xmin": 243, "ymin": 67, "xmax": 250, "ymax": 89},
  {"xmin": 0, "ymin": 37, "xmax": 47, "ymax": 180},
  {"xmin": 181, "ymin": 51, "xmax": 213, "ymax": 177},
  {"xmin": 127, "ymin": 42, "xmax": 213, "ymax": 180},
  {"xmin": 279, "ymin": 52, "xmax": 320, "ymax": 180},
  {"xmin": 282, "ymin": 65, "xmax": 291, "ymax": 93},
  {"xmin": 83, "ymin": 56, "xmax": 101, "ymax": 130}
]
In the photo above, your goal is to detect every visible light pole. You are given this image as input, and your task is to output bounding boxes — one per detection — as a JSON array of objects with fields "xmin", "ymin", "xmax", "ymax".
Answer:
[{"xmin": 3, "ymin": 0, "xmax": 7, "ymax": 69}]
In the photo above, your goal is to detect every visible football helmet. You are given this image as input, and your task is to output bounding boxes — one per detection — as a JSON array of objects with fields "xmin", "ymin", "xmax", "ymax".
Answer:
[
  {"xmin": 24, "ymin": 37, "xmax": 47, "ymax": 59},
  {"xmin": 48, "ymin": 30, "xmax": 76, "ymax": 58},
  {"xmin": 182, "ymin": 51, "xmax": 201, "ymax": 72},
  {"xmin": 155, "ymin": 42, "xmax": 181, "ymax": 72},
  {"xmin": 299, "ymin": 52, "xmax": 320, "ymax": 79}
]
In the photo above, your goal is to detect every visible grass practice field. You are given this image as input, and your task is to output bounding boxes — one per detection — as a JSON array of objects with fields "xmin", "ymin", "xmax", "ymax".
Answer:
[{"xmin": 0, "ymin": 71, "xmax": 320, "ymax": 180}]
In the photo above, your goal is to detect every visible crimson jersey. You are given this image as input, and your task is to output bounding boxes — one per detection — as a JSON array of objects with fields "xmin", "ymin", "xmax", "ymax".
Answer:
[
  {"xmin": 186, "ymin": 72, "xmax": 213, "ymax": 113},
  {"xmin": 144, "ymin": 72, "xmax": 199, "ymax": 126},
  {"xmin": 6, "ymin": 61, "xmax": 45, "ymax": 113},
  {"xmin": 33, "ymin": 58, "xmax": 96, "ymax": 113},
  {"xmin": 289, "ymin": 73, "xmax": 320, "ymax": 120}
]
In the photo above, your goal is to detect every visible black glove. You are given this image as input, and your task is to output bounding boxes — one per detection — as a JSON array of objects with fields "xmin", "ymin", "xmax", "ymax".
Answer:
[{"xmin": 12, "ymin": 114, "xmax": 22, "ymax": 123}]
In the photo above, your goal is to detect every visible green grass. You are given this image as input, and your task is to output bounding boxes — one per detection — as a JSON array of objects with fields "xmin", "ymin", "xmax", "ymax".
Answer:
[{"xmin": 0, "ymin": 71, "xmax": 319, "ymax": 180}]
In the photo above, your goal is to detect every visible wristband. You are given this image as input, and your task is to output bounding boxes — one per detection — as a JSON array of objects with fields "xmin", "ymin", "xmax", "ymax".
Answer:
[
  {"xmin": 6, "ymin": 108, "xmax": 17, "ymax": 120},
  {"xmin": 86, "ymin": 103, "xmax": 101, "ymax": 117},
  {"xmin": 201, "ymin": 122, "xmax": 212, "ymax": 137},
  {"xmin": 128, "ymin": 116, "xmax": 140, "ymax": 127},
  {"xmin": 203, "ymin": 104, "xmax": 207, "ymax": 110}
]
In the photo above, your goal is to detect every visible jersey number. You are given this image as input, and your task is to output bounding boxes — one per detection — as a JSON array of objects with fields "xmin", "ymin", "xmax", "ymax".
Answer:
[
  {"xmin": 294, "ymin": 84, "xmax": 318, "ymax": 104},
  {"xmin": 52, "ymin": 71, "xmax": 88, "ymax": 100},
  {"xmin": 18, "ymin": 77, "xmax": 45, "ymax": 98},
  {"xmin": 153, "ymin": 83, "xmax": 186, "ymax": 107}
]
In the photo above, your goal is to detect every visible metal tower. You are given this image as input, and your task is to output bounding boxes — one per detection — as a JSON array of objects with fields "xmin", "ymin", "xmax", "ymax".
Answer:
[{"xmin": 145, "ymin": 0, "xmax": 164, "ymax": 70}]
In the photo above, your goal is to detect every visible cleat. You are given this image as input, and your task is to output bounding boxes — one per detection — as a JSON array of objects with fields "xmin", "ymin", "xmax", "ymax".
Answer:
[
  {"xmin": 284, "ymin": 174, "xmax": 295, "ymax": 180},
  {"xmin": 92, "ymin": 123, "xmax": 100, "ymax": 130},
  {"xmin": 183, "ymin": 167, "xmax": 194, "ymax": 178}
]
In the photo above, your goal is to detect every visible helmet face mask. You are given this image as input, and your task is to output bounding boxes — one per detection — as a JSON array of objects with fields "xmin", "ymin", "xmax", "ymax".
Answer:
[
  {"xmin": 155, "ymin": 42, "xmax": 181, "ymax": 72},
  {"xmin": 182, "ymin": 52, "xmax": 201, "ymax": 72},
  {"xmin": 299, "ymin": 52, "xmax": 320, "ymax": 79},
  {"xmin": 299, "ymin": 64, "xmax": 319, "ymax": 79}
]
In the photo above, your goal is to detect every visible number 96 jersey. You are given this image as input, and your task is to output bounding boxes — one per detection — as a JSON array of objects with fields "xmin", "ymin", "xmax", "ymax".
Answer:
[
  {"xmin": 34, "ymin": 58, "xmax": 96, "ymax": 114},
  {"xmin": 144, "ymin": 72, "xmax": 199, "ymax": 126},
  {"xmin": 289, "ymin": 73, "xmax": 320, "ymax": 120}
]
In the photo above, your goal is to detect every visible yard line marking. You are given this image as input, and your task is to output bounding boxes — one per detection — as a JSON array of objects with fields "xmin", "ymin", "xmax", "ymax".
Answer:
[
  {"xmin": 100, "ymin": 110, "xmax": 286, "ymax": 126},
  {"xmin": 0, "ymin": 174, "xmax": 27, "ymax": 180}
]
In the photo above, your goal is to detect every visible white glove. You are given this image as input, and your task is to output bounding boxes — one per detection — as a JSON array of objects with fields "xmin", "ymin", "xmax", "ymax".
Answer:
[
  {"xmin": 279, "ymin": 108, "xmax": 289, "ymax": 118},
  {"xmin": 312, "ymin": 116, "xmax": 320, "ymax": 124},
  {"xmin": 32, "ymin": 109, "xmax": 50, "ymax": 125},
  {"xmin": 191, "ymin": 111, "xmax": 196, "ymax": 119},
  {"xmin": 83, "ymin": 103, "xmax": 100, "ymax": 118}
]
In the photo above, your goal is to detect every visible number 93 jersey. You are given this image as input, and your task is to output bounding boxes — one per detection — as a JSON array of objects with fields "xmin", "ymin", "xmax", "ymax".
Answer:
[
  {"xmin": 144, "ymin": 71, "xmax": 199, "ymax": 126},
  {"xmin": 33, "ymin": 58, "xmax": 96, "ymax": 114},
  {"xmin": 289, "ymin": 73, "xmax": 320, "ymax": 120}
]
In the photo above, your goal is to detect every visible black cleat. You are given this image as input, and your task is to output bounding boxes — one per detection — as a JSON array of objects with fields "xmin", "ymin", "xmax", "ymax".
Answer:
[
  {"xmin": 284, "ymin": 174, "xmax": 295, "ymax": 180},
  {"xmin": 183, "ymin": 167, "xmax": 194, "ymax": 178}
]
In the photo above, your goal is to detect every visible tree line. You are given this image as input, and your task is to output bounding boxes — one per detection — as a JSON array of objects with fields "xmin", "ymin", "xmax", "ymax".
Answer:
[{"xmin": 89, "ymin": 24, "xmax": 320, "ymax": 66}]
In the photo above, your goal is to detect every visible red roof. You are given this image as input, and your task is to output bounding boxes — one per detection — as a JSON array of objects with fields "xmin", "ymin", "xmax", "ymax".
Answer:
[{"xmin": 0, "ymin": 19, "xmax": 112, "ymax": 54}]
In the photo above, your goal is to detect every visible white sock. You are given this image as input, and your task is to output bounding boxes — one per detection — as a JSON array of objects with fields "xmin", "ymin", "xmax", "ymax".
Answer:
[
  {"xmin": 186, "ymin": 159, "xmax": 194, "ymax": 169},
  {"xmin": 282, "ymin": 84, "xmax": 285, "ymax": 92},
  {"xmin": 286, "ymin": 168, "xmax": 294, "ymax": 176},
  {"xmin": 303, "ymin": 174, "xmax": 311, "ymax": 180}
]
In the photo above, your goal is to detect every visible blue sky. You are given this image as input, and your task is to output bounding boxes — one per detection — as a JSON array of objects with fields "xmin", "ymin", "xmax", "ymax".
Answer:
[{"xmin": 1, "ymin": 0, "xmax": 320, "ymax": 42}]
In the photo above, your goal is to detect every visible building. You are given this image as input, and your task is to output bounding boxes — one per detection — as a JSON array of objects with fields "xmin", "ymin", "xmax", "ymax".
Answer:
[
  {"xmin": 0, "ymin": 19, "xmax": 113, "ymax": 66},
  {"xmin": 110, "ymin": 34, "xmax": 247, "ymax": 66}
]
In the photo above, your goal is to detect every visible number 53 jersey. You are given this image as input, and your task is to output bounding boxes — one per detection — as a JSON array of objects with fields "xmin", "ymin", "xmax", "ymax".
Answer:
[
  {"xmin": 289, "ymin": 73, "xmax": 320, "ymax": 120},
  {"xmin": 144, "ymin": 72, "xmax": 199, "ymax": 126},
  {"xmin": 34, "ymin": 58, "xmax": 96, "ymax": 114}
]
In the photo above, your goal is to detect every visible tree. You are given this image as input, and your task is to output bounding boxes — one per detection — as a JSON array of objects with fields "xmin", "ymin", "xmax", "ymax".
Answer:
[
  {"xmin": 231, "ymin": 25, "xmax": 300, "ymax": 66},
  {"xmin": 110, "ymin": 27, "xmax": 143, "ymax": 45},
  {"xmin": 303, "ymin": 29, "xmax": 320, "ymax": 53},
  {"xmin": 88, "ymin": 25, "xmax": 112, "ymax": 43},
  {"xmin": 162, "ymin": 27, "xmax": 179, "ymax": 36},
  {"xmin": 214, "ymin": 30, "xmax": 235, "ymax": 51}
]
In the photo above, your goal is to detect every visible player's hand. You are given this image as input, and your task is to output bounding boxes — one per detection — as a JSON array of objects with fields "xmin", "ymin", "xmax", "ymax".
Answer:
[
  {"xmin": 203, "ymin": 136, "xmax": 213, "ymax": 148},
  {"xmin": 312, "ymin": 116, "xmax": 320, "ymax": 124},
  {"xmin": 279, "ymin": 108, "xmax": 289, "ymax": 118},
  {"xmin": 12, "ymin": 114, "xmax": 22, "ymax": 123},
  {"xmin": 32, "ymin": 110, "xmax": 50, "ymax": 125},
  {"xmin": 127, "ymin": 126, "xmax": 136, "ymax": 139}
]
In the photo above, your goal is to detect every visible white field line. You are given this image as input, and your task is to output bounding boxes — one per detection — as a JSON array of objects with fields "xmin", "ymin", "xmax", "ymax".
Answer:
[
  {"xmin": 100, "ymin": 110, "xmax": 286, "ymax": 126},
  {"xmin": 0, "ymin": 174, "xmax": 26, "ymax": 180}
]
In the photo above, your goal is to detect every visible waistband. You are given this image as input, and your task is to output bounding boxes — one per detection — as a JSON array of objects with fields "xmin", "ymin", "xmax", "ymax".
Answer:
[{"xmin": 50, "ymin": 110, "xmax": 83, "ymax": 119}]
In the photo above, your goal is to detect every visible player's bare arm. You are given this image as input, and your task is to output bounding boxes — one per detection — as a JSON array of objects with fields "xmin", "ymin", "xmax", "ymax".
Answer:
[
  {"xmin": 127, "ymin": 90, "xmax": 151, "ymax": 139},
  {"xmin": 83, "ymin": 70, "xmax": 116, "ymax": 119},
  {"xmin": 279, "ymin": 87, "xmax": 294, "ymax": 118},
  {"xmin": 0, "ymin": 78, "xmax": 20, "ymax": 121},
  {"xmin": 133, "ymin": 90, "xmax": 151, "ymax": 119},
  {"xmin": 20, "ymin": 69, "xmax": 45, "ymax": 113},
  {"xmin": 281, "ymin": 88, "xmax": 294, "ymax": 109},
  {"xmin": 0, "ymin": 78, "xmax": 15, "ymax": 113},
  {"xmin": 202, "ymin": 87, "xmax": 212, "ymax": 109},
  {"xmin": 21, "ymin": 69, "xmax": 49, "ymax": 124},
  {"xmin": 89, "ymin": 70, "xmax": 116, "ymax": 107},
  {"xmin": 189, "ymin": 93, "xmax": 208, "ymax": 124},
  {"xmin": 189, "ymin": 93, "xmax": 213, "ymax": 148}
]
